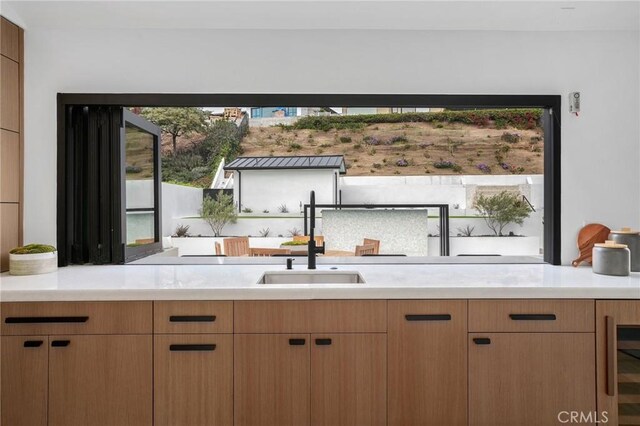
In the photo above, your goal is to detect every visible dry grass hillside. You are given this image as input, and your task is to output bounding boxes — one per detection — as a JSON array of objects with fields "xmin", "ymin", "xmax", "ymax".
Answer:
[{"xmin": 241, "ymin": 121, "xmax": 544, "ymax": 176}]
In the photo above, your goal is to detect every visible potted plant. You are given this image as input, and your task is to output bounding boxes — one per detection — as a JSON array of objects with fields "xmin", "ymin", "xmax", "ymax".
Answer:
[{"xmin": 9, "ymin": 244, "xmax": 58, "ymax": 275}]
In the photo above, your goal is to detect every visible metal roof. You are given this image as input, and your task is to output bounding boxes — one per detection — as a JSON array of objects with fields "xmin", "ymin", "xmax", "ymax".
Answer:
[{"xmin": 224, "ymin": 155, "xmax": 346, "ymax": 174}]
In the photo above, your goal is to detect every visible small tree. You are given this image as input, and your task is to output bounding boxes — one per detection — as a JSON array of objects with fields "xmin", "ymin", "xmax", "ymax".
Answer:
[
  {"xmin": 200, "ymin": 191, "xmax": 237, "ymax": 237},
  {"xmin": 140, "ymin": 107, "xmax": 208, "ymax": 153},
  {"xmin": 473, "ymin": 191, "xmax": 531, "ymax": 236}
]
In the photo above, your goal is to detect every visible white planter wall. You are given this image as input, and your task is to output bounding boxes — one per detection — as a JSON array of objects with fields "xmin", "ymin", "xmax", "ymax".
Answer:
[{"xmin": 428, "ymin": 236, "xmax": 541, "ymax": 256}]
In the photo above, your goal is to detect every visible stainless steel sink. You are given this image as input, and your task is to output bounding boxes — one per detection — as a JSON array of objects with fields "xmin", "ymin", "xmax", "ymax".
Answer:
[{"xmin": 258, "ymin": 270, "xmax": 365, "ymax": 285}]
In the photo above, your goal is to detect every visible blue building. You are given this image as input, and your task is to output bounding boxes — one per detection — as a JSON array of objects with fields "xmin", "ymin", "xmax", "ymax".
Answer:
[{"xmin": 250, "ymin": 107, "xmax": 297, "ymax": 119}]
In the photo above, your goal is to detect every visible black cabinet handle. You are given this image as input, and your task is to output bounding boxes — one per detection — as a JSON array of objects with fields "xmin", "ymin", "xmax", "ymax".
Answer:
[
  {"xmin": 288, "ymin": 338, "xmax": 306, "ymax": 346},
  {"xmin": 51, "ymin": 340, "xmax": 70, "ymax": 347},
  {"xmin": 169, "ymin": 315, "xmax": 216, "ymax": 322},
  {"xmin": 23, "ymin": 340, "xmax": 43, "ymax": 348},
  {"xmin": 5, "ymin": 316, "xmax": 89, "ymax": 324},
  {"xmin": 509, "ymin": 314, "xmax": 556, "ymax": 321},
  {"xmin": 169, "ymin": 344, "xmax": 216, "ymax": 352},
  {"xmin": 315, "ymin": 338, "xmax": 332, "ymax": 346},
  {"xmin": 405, "ymin": 314, "xmax": 451, "ymax": 321},
  {"xmin": 473, "ymin": 338, "xmax": 491, "ymax": 345}
]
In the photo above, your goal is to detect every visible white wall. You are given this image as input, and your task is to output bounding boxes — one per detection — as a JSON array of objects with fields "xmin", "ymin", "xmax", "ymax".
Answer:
[
  {"xmin": 22, "ymin": 28, "xmax": 640, "ymax": 264},
  {"xmin": 161, "ymin": 182, "xmax": 202, "ymax": 237},
  {"xmin": 234, "ymin": 169, "xmax": 336, "ymax": 213}
]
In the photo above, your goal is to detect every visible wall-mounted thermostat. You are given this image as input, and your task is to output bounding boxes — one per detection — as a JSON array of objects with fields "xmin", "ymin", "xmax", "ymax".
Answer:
[{"xmin": 569, "ymin": 92, "xmax": 580, "ymax": 115}]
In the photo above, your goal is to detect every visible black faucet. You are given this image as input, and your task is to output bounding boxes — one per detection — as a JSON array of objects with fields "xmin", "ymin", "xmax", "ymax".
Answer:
[{"xmin": 307, "ymin": 190, "xmax": 325, "ymax": 269}]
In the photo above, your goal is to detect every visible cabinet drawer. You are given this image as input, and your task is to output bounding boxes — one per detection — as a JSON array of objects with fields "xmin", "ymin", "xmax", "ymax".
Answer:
[
  {"xmin": 154, "ymin": 301, "xmax": 233, "ymax": 334},
  {"xmin": 234, "ymin": 300, "xmax": 387, "ymax": 333},
  {"xmin": 469, "ymin": 300, "xmax": 594, "ymax": 332},
  {"xmin": 1, "ymin": 302, "xmax": 152, "ymax": 335},
  {"xmin": 154, "ymin": 334, "xmax": 233, "ymax": 426}
]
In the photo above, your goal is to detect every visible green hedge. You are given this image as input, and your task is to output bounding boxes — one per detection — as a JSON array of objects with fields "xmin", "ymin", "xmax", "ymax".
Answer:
[{"xmin": 292, "ymin": 109, "xmax": 543, "ymax": 131}]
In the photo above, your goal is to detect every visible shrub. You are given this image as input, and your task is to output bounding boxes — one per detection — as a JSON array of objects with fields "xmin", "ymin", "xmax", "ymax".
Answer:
[
  {"xmin": 258, "ymin": 227, "xmax": 270, "ymax": 237},
  {"xmin": 396, "ymin": 158, "xmax": 409, "ymax": 167},
  {"xmin": 174, "ymin": 224, "xmax": 190, "ymax": 237},
  {"xmin": 288, "ymin": 227, "xmax": 302, "ymax": 237},
  {"xmin": 287, "ymin": 143, "xmax": 302, "ymax": 151},
  {"xmin": 456, "ymin": 225, "xmax": 475, "ymax": 237},
  {"xmin": 242, "ymin": 207, "xmax": 253, "ymax": 213},
  {"xmin": 10, "ymin": 244, "xmax": 57, "ymax": 255},
  {"xmin": 452, "ymin": 164, "xmax": 463, "ymax": 173},
  {"xmin": 281, "ymin": 240, "xmax": 308, "ymax": 246},
  {"xmin": 200, "ymin": 191, "xmax": 238, "ymax": 237},
  {"xmin": 473, "ymin": 191, "xmax": 531, "ymax": 236},
  {"xmin": 373, "ymin": 163, "xmax": 382, "ymax": 169},
  {"xmin": 477, "ymin": 163, "xmax": 492, "ymax": 174},
  {"xmin": 278, "ymin": 204, "xmax": 289, "ymax": 213},
  {"xmin": 433, "ymin": 160, "xmax": 456, "ymax": 169},
  {"xmin": 363, "ymin": 136, "xmax": 381, "ymax": 146},
  {"xmin": 501, "ymin": 132, "xmax": 521, "ymax": 143},
  {"xmin": 339, "ymin": 136, "xmax": 352, "ymax": 143},
  {"xmin": 292, "ymin": 109, "xmax": 543, "ymax": 131},
  {"xmin": 126, "ymin": 165, "xmax": 142, "ymax": 174},
  {"xmin": 388, "ymin": 135, "xmax": 408, "ymax": 144}
]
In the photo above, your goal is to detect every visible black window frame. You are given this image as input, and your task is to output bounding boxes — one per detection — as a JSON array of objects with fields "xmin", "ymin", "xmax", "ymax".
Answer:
[
  {"xmin": 57, "ymin": 94, "xmax": 561, "ymax": 265},
  {"xmin": 121, "ymin": 108, "xmax": 163, "ymax": 262}
]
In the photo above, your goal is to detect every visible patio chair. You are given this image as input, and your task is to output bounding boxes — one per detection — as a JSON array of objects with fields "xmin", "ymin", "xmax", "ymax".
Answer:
[
  {"xmin": 363, "ymin": 238, "xmax": 380, "ymax": 255},
  {"xmin": 223, "ymin": 237, "xmax": 251, "ymax": 257},
  {"xmin": 355, "ymin": 244, "xmax": 376, "ymax": 256}
]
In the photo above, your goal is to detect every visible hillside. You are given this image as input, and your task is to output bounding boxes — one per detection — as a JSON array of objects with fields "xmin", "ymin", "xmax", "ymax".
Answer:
[{"xmin": 241, "ymin": 120, "xmax": 544, "ymax": 176}]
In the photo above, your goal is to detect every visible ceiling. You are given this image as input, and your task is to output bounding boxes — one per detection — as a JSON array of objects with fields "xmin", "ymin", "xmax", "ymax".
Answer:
[{"xmin": 3, "ymin": 0, "xmax": 639, "ymax": 31}]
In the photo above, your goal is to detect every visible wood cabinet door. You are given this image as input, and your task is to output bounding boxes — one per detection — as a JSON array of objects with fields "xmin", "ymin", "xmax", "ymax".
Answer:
[
  {"xmin": 1, "ymin": 336, "xmax": 48, "ymax": 426},
  {"xmin": 596, "ymin": 300, "xmax": 640, "ymax": 426},
  {"xmin": 388, "ymin": 300, "xmax": 467, "ymax": 426},
  {"xmin": 310, "ymin": 333, "xmax": 387, "ymax": 426},
  {"xmin": 234, "ymin": 334, "xmax": 310, "ymax": 426},
  {"xmin": 48, "ymin": 335, "xmax": 152, "ymax": 426},
  {"xmin": 469, "ymin": 332, "xmax": 596, "ymax": 426},
  {"xmin": 154, "ymin": 334, "xmax": 233, "ymax": 426},
  {"xmin": 0, "ymin": 55, "xmax": 19, "ymax": 132}
]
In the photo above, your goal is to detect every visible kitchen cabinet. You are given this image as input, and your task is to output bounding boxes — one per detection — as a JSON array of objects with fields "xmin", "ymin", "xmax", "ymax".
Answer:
[
  {"xmin": 234, "ymin": 300, "xmax": 387, "ymax": 426},
  {"xmin": 311, "ymin": 333, "xmax": 386, "ymax": 426},
  {"xmin": 155, "ymin": 334, "xmax": 233, "ymax": 426},
  {"xmin": 1, "ymin": 336, "xmax": 48, "ymax": 426},
  {"xmin": 388, "ymin": 300, "xmax": 467, "ymax": 426},
  {"xmin": 48, "ymin": 335, "xmax": 152, "ymax": 426},
  {"xmin": 0, "ymin": 202, "xmax": 19, "ymax": 270},
  {"xmin": 1, "ymin": 128, "xmax": 20, "ymax": 202},
  {"xmin": 469, "ymin": 332, "xmax": 596, "ymax": 425},
  {"xmin": 468, "ymin": 300, "xmax": 596, "ymax": 426},
  {"xmin": 234, "ymin": 333, "xmax": 311, "ymax": 426},
  {"xmin": 0, "ymin": 54, "xmax": 19, "ymax": 132},
  {"xmin": 596, "ymin": 300, "xmax": 640, "ymax": 426},
  {"xmin": 0, "ymin": 302, "xmax": 153, "ymax": 426}
]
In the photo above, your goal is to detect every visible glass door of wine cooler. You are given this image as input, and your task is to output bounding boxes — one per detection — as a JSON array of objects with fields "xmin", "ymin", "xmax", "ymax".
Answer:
[{"xmin": 618, "ymin": 326, "xmax": 640, "ymax": 426}]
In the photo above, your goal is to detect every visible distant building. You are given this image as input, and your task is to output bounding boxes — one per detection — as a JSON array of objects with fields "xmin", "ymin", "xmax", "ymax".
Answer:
[
  {"xmin": 224, "ymin": 155, "xmax": 346, "ymax": 213},
  {"xmin": 250, "ymin": 107, "xmax": 297, "ymax": 119}
]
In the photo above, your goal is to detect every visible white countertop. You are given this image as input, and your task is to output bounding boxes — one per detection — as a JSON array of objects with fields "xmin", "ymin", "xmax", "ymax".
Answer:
[{"xmin": 1, "ymin": 263, "xmax": 638, "ymax": 301}]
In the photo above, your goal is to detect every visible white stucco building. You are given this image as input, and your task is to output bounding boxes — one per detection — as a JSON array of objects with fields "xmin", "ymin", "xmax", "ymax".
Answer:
[{"xmin": 224, "ymin": 155, "xmax": 346, "ymax": 213}]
